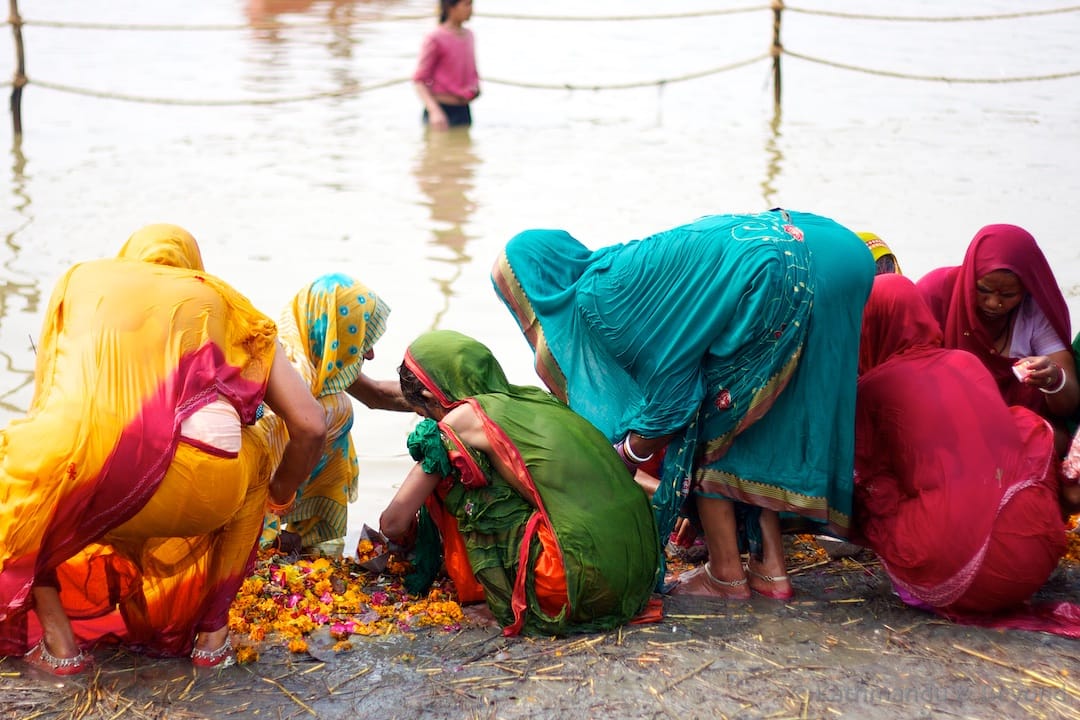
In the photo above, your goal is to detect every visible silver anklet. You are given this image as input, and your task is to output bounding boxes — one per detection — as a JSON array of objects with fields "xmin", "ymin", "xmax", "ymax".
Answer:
[
  {"xmin": 191, "ymin": 636, "xmax": 233, "ymax": 663},
  {"xmin": 704, "ymin": 563, "xmax": 748, "ymax": 588},
  {"xmin": 30, "ymin": 639, "xmax": 87, "ymax": 669}
]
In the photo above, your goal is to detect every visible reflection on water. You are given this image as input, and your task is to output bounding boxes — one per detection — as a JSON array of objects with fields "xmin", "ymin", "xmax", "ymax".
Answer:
[
  {"xmin": 413, "ymin": 128, "xmax": 480, "ymax": 329},
  {"xmin": 761, "ymin": 105, "xmax": 783, "ymax": 209},
  {"xmin": 0, "ymin": 136, "xmax": 37, "ymax": 418}
]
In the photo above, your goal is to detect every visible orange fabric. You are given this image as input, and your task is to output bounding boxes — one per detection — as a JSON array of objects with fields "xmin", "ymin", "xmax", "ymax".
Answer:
[
  {"xmin": 629, "ymin": 597, "xmax": 665, "ymax": 625},
  {"xmin": 531, "ymin": 521, "xmax": 569, "ymax": 617},
  {"xmin": 426, "ymin": 496, "xmax": 484, "ymax": 603}
]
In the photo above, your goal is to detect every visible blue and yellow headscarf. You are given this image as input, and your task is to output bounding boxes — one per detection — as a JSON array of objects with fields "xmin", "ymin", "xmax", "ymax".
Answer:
[{"xmin": 281, "ymin": 273, "xmax": 389, "ymax": 397}]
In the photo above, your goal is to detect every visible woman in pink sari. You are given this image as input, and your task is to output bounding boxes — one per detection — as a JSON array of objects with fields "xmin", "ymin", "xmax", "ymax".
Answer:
[
  {"xmin": 916, "ymin": 224, "xmax": 1077, "ymax": 454},
  {"xmin": 854, "ymin": 274, "xmax": 1070, "ymax": 622}
]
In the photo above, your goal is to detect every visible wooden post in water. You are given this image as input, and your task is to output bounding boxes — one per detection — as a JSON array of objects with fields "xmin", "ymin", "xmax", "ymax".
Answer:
[
  {"xmin": 9, "ymin": 0, "xmax": 26, "ymax": 135},
  {"xmin": 771, "ymin": 0, "xmax": 783, "ymax": 107}
]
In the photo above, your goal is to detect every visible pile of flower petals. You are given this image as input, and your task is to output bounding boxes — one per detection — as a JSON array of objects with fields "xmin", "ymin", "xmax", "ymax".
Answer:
[
  {"xmin": 1066, "ymin": 514, "xmax": 1080, "ymax": 564},
  {"xmin": 228, "ymin": 549, "xmax": 463, "ymax": 662}
]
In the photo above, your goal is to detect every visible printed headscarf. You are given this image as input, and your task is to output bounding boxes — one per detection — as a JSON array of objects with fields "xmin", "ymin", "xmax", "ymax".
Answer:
[{"xmin": 279, "ymin": 273, "xmax": 389, "ymax": 397}]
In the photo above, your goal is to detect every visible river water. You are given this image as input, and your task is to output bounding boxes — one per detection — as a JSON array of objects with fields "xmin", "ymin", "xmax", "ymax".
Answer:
[{"xmin": 1, "ymin": 0, "xmax": 1078, "ymax": 550}]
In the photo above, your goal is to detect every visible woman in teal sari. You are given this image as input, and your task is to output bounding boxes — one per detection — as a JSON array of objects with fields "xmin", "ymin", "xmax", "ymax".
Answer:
[
  {"xmin": 379, "ymin": 330, "xmax": 660, "ymax": 636},
  {"xmin": 492, "ymin": 209, "xmax": 874, "ymax": 599}
]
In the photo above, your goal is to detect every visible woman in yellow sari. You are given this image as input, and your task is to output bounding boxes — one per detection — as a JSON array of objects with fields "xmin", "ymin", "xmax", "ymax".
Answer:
[
  {"xmin": 258, "ymin": 273, "xmax": 409, "ymax": 555},
  {"xmin": 0, "ymin": 224, "xmax": 325, "ymax": 674}
]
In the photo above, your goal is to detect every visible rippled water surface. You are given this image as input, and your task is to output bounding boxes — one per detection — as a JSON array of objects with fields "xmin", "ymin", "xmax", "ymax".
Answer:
[{"xmin": 1, "ymin": 0, "xmax": 1078, "ymax": 542}]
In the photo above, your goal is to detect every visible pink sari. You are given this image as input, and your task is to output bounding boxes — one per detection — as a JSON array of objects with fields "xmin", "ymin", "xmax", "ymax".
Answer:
[
  {"xmin": 916, "ymin": 224, "xmax": 1071, "ymax": 416},
  {"xmin": 855, "ymin": 274, "xmax": 1079, "ymax": 636}
]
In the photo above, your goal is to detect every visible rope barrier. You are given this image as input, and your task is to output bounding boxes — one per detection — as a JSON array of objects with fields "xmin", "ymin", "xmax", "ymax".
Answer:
[
  {"xmin": 7, "ymin": 4, "xmax": 1080, "ymax": 112},
  {"xmin": 10, "ymin": 6, "xmax": 773, "ymax": 31},
  {"xmin": 14, "ymin": 15, "xmax": 431, "ymax": 31},
  {"xmin": 12, "ymin": 4, "xmax": 1080, "ymax": 29},
  {"xmin": 475, "ymin": 7, "xmax": 768, "ymax": 21},
  {"xmin": 783, "ymin": 49, "xmax": 1080, "ymax": 83},
  {"xmin": 10, "ymin": 3, "xmax": 1080, "ymax": 30},
  {"xmin": 485, "ymin": 53, "xmax": 770, "ymax": 91},
  {"xmin": 25, "ymin": 76, "xmax": 411, "ymax": 106},
  {"xmin": 783, "ymin": 4, "xmax": 1080, "ymax": 22}
]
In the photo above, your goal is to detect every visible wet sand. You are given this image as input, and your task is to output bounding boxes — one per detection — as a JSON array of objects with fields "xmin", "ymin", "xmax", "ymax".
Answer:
[{"xmin": 5, "ymin": 546, "xmax": 1078, "ymax": 720}]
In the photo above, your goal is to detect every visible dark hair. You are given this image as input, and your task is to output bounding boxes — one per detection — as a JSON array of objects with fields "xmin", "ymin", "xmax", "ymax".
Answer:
[
  {"xmin": 398, "ymin": 362, "xmax": 431, "ymax": 410},
  {"xmin": 875, "ymin": 254, "xmax": 899, "ymax": 275},
  {"xmin": 439, "ymin": 0, "xmax": 464, "ymax": 23}
]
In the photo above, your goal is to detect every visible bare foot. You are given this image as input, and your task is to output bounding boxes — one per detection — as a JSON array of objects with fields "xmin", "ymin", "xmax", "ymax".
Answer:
[
  {"xmin": 462, "ymin": 603, "xmax": 499, "ymax": 628},
  {"xmin": 669, "ymin": 563, "xmax": 750, "ymax": 600}
]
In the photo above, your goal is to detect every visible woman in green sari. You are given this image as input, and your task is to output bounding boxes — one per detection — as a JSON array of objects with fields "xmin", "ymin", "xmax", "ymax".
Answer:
[{"xmin": 380, "ymin": 330, "xmax": 660, "ymax": 636}]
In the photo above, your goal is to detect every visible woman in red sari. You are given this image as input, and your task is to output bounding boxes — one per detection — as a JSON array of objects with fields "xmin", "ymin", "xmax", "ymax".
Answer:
[
  {"xmin": 854, "ymin": 274, "xmax": 1067, "ymax": 618},
  {"xmin": 916, "ymin": 224, "xmax": 1077, "ymax": 454}
]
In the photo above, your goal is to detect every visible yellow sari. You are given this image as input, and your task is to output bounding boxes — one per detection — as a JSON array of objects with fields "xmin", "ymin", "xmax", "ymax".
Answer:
[
  {"xmin": 258, "ymin": 273, "xmax": 389, "ymax": 551},
  {"xmin": 0, "ymin": 226, "xmax": 277, "ymax": 657}
]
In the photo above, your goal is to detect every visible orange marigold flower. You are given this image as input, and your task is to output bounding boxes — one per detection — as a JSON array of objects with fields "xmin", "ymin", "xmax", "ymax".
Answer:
[{"xmin": 235, "ymin": 645, "xmax": 259, "ymax": 664}]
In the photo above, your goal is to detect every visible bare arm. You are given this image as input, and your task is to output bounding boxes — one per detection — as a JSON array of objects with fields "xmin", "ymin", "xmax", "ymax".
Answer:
[
  {"xmin": 414, "ymin": 82, "xmax": 448, "ymax": 130},
  {"xmin": 380, "ymin": 462, "xmax": 440, "ymax": 544},
  {"xmin": 264, "ymin": 343, "xmax": 328, "ymax": 505},
  {"xmin": 380, "ymin": 404, "xmax": 503, "ymax": 543},
  {"xmin": 1019, "ymin": 348, "xmax": 1078, "ymax": 419},
  {"xmin": 347, "ymin": 372, "xmax": 412, "ymax": 412}
]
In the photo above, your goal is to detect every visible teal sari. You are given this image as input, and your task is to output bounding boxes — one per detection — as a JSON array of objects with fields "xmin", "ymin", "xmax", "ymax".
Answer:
[
  {"xmin": 404, "ymin": 330, "xmax": 660, "ymax": 636},
  {"xmin": 493, "ymin": 210, "xmax": 874, "ymax": 549}
]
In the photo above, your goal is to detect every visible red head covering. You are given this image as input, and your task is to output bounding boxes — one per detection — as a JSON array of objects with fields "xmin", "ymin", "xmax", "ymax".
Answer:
[
  {"xmin": 916, "ymin": 224, "xmax": 1071, "ymax": 410},
  {"xmin": 858, "ymin": 274, "xmax": 941, "ymax": 374},
  {"xmin": 855, "ymin": 272, "xmax": 1063, "ymax": 613}
]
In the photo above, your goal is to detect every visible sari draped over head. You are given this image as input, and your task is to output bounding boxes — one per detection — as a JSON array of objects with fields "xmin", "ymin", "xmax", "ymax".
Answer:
[
  {"xmin": 404, "ymin": 330, "xmax": 660, "ymax": 636},
  {"xmin": 0, "ymin": 233, "xmax": 277, "ymax": 657},
  {"xmin": 916, "ymin": 224, "xmax": 1072, "ymax": 413},
  {"xmin": 855, "ymin": 274, "xmax": 1068, "ymax": 620},
  {"xmin": 493, "ymin": 210, "xmax": 874, "ymax": 551},
  {"xmin": 117, "ymin": 223, "xmax": 205, "ymax": 270},
  {"xmin": 258, "ymin": 274, "xmax": 389, "ymax": 549}
]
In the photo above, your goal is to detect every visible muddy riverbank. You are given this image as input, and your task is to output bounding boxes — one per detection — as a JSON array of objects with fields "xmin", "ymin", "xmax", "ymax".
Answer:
[{"xmin": 4, "ymin": 541, "xmax": 1078, "ymax": 720}]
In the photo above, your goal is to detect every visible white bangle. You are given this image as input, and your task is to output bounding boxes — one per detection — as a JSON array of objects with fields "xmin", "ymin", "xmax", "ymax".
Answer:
[
  {"xmin": 622, "ymin": 434, "xmax": 654, "ymax": 464},
  {"xmin": 1040, "ymin": 365, "xmax": 1067, "ymax": 395}
]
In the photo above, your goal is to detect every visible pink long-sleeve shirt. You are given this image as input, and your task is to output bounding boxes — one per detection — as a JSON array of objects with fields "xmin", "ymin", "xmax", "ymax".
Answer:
[{"xmin": 413, "ymin": 26, "xmax": 479, "ymax": 101}]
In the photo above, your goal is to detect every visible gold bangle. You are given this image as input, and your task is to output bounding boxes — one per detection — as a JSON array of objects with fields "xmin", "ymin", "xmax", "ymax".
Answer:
[{"xmin": 266, "ymin": 491, "xmax": 297, "ymax": 515}]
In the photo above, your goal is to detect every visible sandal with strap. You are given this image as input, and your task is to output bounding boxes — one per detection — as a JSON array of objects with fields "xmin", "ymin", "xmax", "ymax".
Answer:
[
  {"xmin": 191, "ymin": 636, "xmax": 235, "ymax": 669},
  {"xmin": 746, "ymin": 565, "xmax": 794, "ymax": 600},
  {"xmin": 23, "ymin": 639, "xmax": 91, "ymax": 677},
  {"xmin": 670, "ymin": 563, "xmax": 751, "ymax": 600}
]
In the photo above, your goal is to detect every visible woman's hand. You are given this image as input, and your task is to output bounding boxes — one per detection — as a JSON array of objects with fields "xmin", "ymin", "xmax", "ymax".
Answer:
[{"xmin": 1016, "ymin": 355, "xmax": 1063, "ymax": 390}]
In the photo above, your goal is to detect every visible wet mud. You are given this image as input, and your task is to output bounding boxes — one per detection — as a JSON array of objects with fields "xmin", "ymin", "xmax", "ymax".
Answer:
[{"xmin": 4, "ymin": 550, "xmax": 1078, "ymax": 720}]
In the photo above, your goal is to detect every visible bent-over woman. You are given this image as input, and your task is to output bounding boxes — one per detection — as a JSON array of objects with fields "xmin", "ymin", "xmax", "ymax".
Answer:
[
  {"xmin": 380, "ymin": 330, "xmax": 660, "ymax": 636},
  {"xmin": 0, "ymin": 225, "xmax": 325, "ymax": 674},
  {"xmin": 493, "ymin": 209, "xmax": 874, "ymax": 600}
]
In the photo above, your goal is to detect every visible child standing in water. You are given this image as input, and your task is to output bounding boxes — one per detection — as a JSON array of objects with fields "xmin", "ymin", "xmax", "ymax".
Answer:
[{"xmin": 413, "ymin": 0, "xmax": 479, "ymax": 130}]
